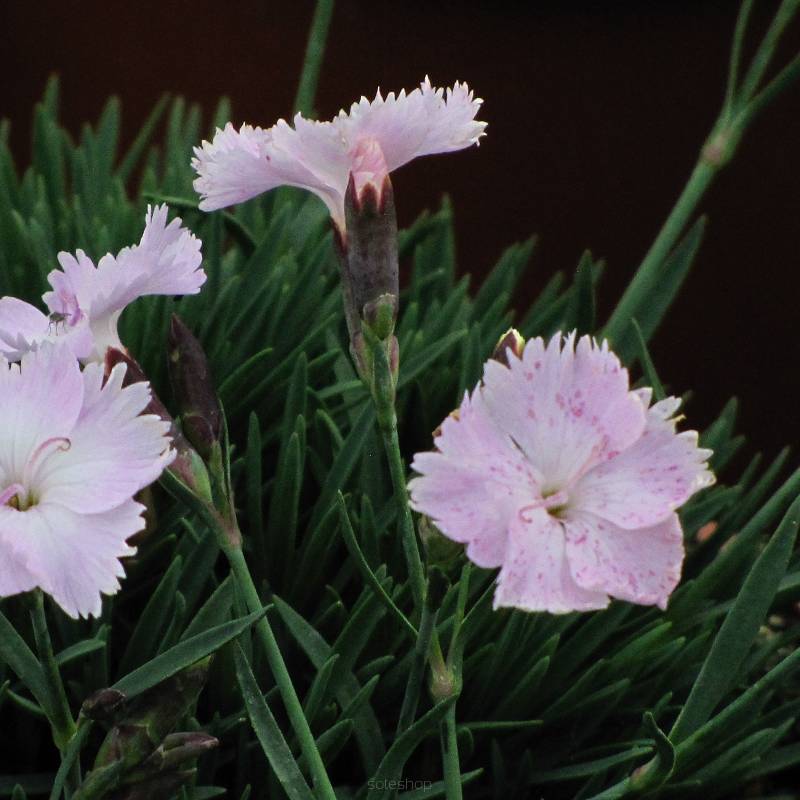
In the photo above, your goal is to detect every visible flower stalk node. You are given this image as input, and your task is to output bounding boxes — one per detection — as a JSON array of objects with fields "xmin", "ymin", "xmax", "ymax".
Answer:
[
  {"xmin": 429, "ymin": 662, "xmax": 461, "ymax": 703},
  {"xmin": 363, "ymin": 292, "xmax": 399, "ymax": 342},
  {"xmin": 701, "ymin": 129, "xmax": 736, "ymax": 167}
]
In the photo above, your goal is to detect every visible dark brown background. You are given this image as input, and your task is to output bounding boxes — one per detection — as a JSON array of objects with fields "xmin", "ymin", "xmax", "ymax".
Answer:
[{"xmin": 2, "ymin": 0, "xmax": 799, "ymax": 463}]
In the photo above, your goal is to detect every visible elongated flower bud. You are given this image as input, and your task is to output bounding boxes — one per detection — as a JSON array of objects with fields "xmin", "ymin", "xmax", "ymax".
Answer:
[
  {"xmin": 104, "ymin": 348, "xmax": 212, "ymax": 504},
  {"xmin": 167, "ymin": 314, "xmax": 222, "ymax": 460},
  {"xmin": 340, "ymin": 174, "xmax": 399, "ymax": 343}
]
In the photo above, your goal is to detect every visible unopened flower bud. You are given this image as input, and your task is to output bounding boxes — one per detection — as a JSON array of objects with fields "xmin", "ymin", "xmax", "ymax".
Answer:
[
  {"xmin": 491, "ymin": 328, "xmax": 526, "ymax": 365},
  {"xmin": 126, "ymin": 732, "xmax": 219, "ymax": 782},
  {"xmin": 81, "ymin": 688, "xmax": 127, "ymax": 722},
  {"xmin": 104, "ymin": 349, "xmax": 172, "ymax": 428},
  {"xmin": 168, "ymin": 315, "xmax": 222, "ymax": 460},
  {"xmin": 77, "ymin": 659, "xmax": 214, "ymax": 800},
  {"xmin": 105, "ymin": 348, "xmax": 213, "ymax": 504}
]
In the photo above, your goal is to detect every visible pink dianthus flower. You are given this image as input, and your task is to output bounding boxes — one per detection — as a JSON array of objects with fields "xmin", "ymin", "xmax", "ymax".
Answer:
[
  {"xmin": 192, "ymin": 77, "xmax": 486, "ymax": 231},
  {"xmin": 409, "ymin": 332, "xmax": 714, "ymax": 613},
  {"xmin": 0, "ymin": 344, "xmax": 175, "ymax": 617}
]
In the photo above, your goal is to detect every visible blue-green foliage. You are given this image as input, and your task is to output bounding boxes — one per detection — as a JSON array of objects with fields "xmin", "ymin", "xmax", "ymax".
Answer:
[{"xmin": 1, "ymin": 79, "xmax": 799, "ymax": 799}]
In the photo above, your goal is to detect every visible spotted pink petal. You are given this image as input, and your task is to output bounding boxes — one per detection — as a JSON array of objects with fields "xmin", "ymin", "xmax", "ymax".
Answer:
[
  {"xmin": 0, "ymin": 500, "xmax": 142, "ymax": 619},
  {"xmin": 480, "ymin": 333, "xmax": 647, "ymax": 489},
  {"xmin": 494, "ymin": 508, "xmax": 609, "ymax": 613},
  {"xmin": 570, "ymin": 397, "xmax": 715, "ymax": 529},
  {"xmin": 409, "ymin": 389, "xmax": 538, "ymax": 568},
  {"xmin": 31, "ymin": 361, "xmax": 175, "ymax": 514},
  {"xmin": 565, "ymin": 512, "xmax": 684, "ymax": 610},
  {"xmin": 192, "ymin": 79, "xmax": 485, "ymax": 230}
]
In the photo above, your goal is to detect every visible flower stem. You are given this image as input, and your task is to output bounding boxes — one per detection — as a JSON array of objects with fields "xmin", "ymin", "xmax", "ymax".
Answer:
[
  {"xmin": 604, "ymin": 0, "xmax": 800, "ymax": 346},
  {"xmin": 224, "ymin": 545, "xmax": 337, "ymax": 800},
  {"xmin": 737, "ymin": 0, "xmax": 800, "ymax": 106},
  {"xmin": 380, "ymin": 422, "xmax": 427, "ymax": 610},
  {"xmin": 293, "ymin": 0, "xmax": 335, "ymax": 117},
  {"xmin": 440, "ymin": 703, "xmax": 463, "ymax": 800},
  {"xmin": 29, "ymin": 591, "xmax": 77, "ymax": 754},
  {"xmin": 367, "ymin": 334, "xmax": 427, "ymax": 611},
  {"xmin": 396, "ymin": 596, "xmax": 436, "ymax": 734},
  {"xmin": 603, "ymin": 159, "xmax": 717, "ymax": 344}
]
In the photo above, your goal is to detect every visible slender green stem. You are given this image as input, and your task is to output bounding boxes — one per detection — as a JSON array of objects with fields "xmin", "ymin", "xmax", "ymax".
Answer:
[
  {"xmin": 605, "ymin": 0, "xmax": 800, "ymax": 346},
  {"xmin": 396, "ymin": 598, "xmax": 436, "ymax": 734},
  {"xmin": 225, "ymin": 546, "xmax": 337, "ymax": 800},
  {"xmin": 380, "ymin": 422, "xmax": 427, "ymax": 610},
  {"xmin": 367, "ymin": 333, "xmax": 426, "ymax": 610},
  {"xmin": 734, "ymin": 50, "xmax": 800, "ymax": 129},
  {"xmin": 30, "ymin": 591, "xmax": 76, "ymax": 753},
  {"xmin": 722, "ymin": 0, "xmax": 755, "ymax": 119},
  {"xmin": 440, "ymin": 703, "xmax": 463, "ymax": 800},
  {"xmin": 293, "ymin": 0, "xmax": 335, "ymax": 116},
  {"xmin": 738, "ymin": 0, "xmax": 800, "ymax": 105},
  {"xmin": 603, "ymin": 159, "xmax": 717, "ymax": 343},
  {"xmin": 448, "ymin": 564, "xmax": 471, "ymax": 660},
  {"xmin": 338, "ymin": 491, "xmax": 418, "ymax": 640}
]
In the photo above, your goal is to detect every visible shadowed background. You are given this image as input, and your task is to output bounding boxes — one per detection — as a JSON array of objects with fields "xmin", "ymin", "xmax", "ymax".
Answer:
[{"xmin": 2, "ymin": 0, "xmax": 799, "ymax": 461}]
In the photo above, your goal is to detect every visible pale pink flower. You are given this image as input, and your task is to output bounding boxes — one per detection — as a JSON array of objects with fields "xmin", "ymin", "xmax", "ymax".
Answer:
[
  {"xmin": 409, "ymin": 332, "xmax": 714, "ymax": 614},
  {"xmin": 192, "ymin": 77, "xmax": 486, "ymax": 230},
  {"xmin": 0, "ymin": 205, "xmax": 205, "ymax": 363},
  {"xmin": 0, "ymin": 343, "xmax": 175, "ymax": 618}
]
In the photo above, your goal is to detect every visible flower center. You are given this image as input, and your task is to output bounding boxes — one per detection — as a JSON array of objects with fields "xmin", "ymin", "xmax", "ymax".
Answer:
[
  {"xmin": 0, "ymin": 482, "xmax": 34, "ymax": 511},
  {"xmin": 518, "ymin": 488, "xmax": 570, "ymax": 522}
]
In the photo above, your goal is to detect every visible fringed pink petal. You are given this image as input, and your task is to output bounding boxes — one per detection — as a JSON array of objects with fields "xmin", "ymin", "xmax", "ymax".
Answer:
[
  {"xmin": 480, "ymin": 333, "xmax": 646, "ymax": 489},
  {"xmin": 30, "ymin": 361, "xmax": 175, "ymax": 514},
  {"xmin": 409, "ymin": 388, "xmax": 539, "ymax": 569},
  {"xmin": 565, "ymin": 511, "xmax": 684, "ymax": 610},
  {"xmin": 494, "ymin": 507, "xmax": 608, "ymax": 614},
  {"xmin": 571, "ymin": 397, "xmax": 714, "ymax": 529},
  {"xmin": 0, "ymin": 500, "xmax": 142, "ymax": 618}
]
